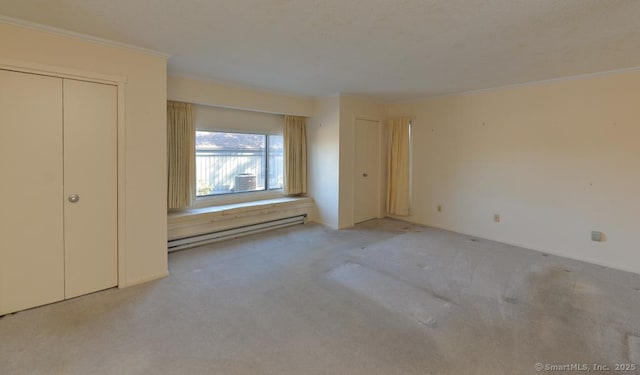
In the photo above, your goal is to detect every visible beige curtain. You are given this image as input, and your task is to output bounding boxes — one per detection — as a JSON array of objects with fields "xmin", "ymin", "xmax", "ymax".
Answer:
[
  {"xmin": 387, "ymin": 117, "xmax": 411, "ymax": 216},
  {"xmin": 283, "ymin": 115, "xmax": 307, "ymax": 195},
  {"xmin": 167, "ymin": 101, "xmax": 195, "ymax": 209}
]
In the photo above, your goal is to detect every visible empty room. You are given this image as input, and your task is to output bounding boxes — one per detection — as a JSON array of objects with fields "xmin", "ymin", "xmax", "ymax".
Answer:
[{"xmin": 1, "ymin": 1, "xmax": 640, "ymax": 374}]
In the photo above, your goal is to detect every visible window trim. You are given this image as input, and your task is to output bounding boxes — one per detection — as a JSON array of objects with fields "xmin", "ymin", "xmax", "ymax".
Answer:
[
  {"xmin": 193, "ymin": 188, "xmax": 284, "ymax": 208},
  {"xmin": 194, "ymin": 130, "xmax": 284, "ymax": 202}
]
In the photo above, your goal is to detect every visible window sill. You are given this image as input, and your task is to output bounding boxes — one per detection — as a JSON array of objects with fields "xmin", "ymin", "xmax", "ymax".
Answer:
[
  {"xmin": 169, "ymin": 196, "xmax": 311, "ymax": 220},
  {"xmin": 191, "ymin": 189, "xmax": 284, "ymax": 208},
  {"xmin": 167, "ymin": 197, "xmax": 314, "ymax": 241}
]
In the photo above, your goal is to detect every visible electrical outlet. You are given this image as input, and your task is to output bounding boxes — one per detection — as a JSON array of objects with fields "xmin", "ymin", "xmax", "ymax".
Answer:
[
  {"xmin": 591, "ymin": 231, "xmax": 603, "ymax": 242},
  {"xmin": 494, "ymin": 214, "xmax": 501, "ymax": 223},
  {"xmin": 437, "ymin": 205, "xmax": 442, "ymax": 212}
]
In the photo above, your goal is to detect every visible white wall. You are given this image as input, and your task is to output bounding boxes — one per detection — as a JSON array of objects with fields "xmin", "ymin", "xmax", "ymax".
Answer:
[
  {"xmin": 387, "ymin": 70, "xmax": 640, "ymax": 274},
  {"xmin": 338, "ymin": 95, "xmax": 386, "ymax": 228},
  {"xmin": 307, "ymin": 95, "xmax": 341, "ymax": 228},
  {"xmin": 306, "ymin": 94, "xmax": 386, "ymax": 229},
  {"xmin": 168, "ymin": 75, "xmax": 313, "ymax": 117},
  {"xmin": 0, "ymin": 22, "xmax": 168, "ymax": 286},
  {"xmin": 196, "ymin": 105, "xmax": 283, "ymax": 134}
]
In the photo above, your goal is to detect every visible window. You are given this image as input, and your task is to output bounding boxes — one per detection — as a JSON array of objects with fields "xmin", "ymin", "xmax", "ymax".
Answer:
[{"xmin": 196, "ymin": 131, "xmax": 283, "ymax": 197}]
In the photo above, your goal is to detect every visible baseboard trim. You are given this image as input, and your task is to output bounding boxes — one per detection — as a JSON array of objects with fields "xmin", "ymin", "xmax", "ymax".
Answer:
[
  {"xmin": 120, "ymin": 271, "xmax": 169, "ymax": 288},
  {"xmin": 391, "ymin": 217, "xmax": 640, "ymax": 276}
]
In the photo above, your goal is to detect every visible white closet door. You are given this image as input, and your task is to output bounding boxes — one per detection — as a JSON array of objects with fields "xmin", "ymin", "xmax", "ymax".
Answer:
[
  {"xmin": 63, "ymin": 79, "xmax": 118, "ymax": 299},
  {"xmin": 0, "ymin": 70, "xmax": 65, "ymax": 315},
  {"xmin": 354, "ymin": 119, "xmax": 382, "ymax": 224}
]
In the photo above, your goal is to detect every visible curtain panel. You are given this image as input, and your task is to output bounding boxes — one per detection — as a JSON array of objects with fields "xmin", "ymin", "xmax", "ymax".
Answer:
[
  {"xmin": 283, "ymin": 115, "xmax": 307, "ymax": 195},
  {"xmin": 167, "ymin": 101, "xmax": 195, "ymax": 209},
  {"xmin": 387, "ymin": 117, "xmax": 411, "ymax": 216}
]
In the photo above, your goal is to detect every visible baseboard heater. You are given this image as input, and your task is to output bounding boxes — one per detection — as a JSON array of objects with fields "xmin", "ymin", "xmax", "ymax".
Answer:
[{"xmin": 168, "ymin": 214, "xmax": 307, "ymax": 252}]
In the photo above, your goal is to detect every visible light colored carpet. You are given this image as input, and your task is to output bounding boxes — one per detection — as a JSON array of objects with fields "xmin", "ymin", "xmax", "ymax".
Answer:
[{"xmin": 2, "ymin": 219, "xmax": 640, "ymax": 374}]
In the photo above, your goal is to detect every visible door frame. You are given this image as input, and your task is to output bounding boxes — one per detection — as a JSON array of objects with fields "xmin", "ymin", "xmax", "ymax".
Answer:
[
  {"xmin": 0, "ymin": 57, "xmax": 128, "ymax": 288},
  {"xmin": 353, "ymin": 116, "xmax": 383, "ymax": 223}
]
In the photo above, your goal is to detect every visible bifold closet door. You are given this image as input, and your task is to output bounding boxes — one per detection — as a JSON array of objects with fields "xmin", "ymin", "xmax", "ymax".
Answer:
[
  {"xmin": 0, "ymin": 72, "xmax": 117, "ymax": 315},
  {"xmin": 63, "ymin": 79, "xmax": 117, "ymax": 299},
  {"xmin": 0, "ymin": 70, "xmax": 65, "ymax": 315}
]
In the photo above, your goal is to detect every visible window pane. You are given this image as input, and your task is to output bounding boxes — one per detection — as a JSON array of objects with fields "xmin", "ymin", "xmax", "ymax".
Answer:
[
  {"xmin": 196, "ymin": 131, "xmax": 266, "ymax": 196},
  {"xmin": 268, "ymin": 135, "xmax": 283, "ymax": 190}
]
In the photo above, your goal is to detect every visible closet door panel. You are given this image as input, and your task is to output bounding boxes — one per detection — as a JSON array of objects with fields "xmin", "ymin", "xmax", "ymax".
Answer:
[
  {"xmin": 0, "ymin": 69, "xmax": 64, "ymax": 315},
  {"xmin": 63, "ymin": 79, "xmax": 118, "ymax": 299}
]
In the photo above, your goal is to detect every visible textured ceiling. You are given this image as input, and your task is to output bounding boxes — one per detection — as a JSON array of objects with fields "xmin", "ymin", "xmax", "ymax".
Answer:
[{"xmin": 2, "ymin": 0, "xmax": 640, "ymax": 100}]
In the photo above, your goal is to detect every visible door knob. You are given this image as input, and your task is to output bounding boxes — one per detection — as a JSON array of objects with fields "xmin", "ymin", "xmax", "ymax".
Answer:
[
  {"xmin": 68, "ymin": 194, "xmax": 80, "ymax": 203},
  {"xmin": 362, "ymin": 173, "xmax": 368, "ymax": 177}
]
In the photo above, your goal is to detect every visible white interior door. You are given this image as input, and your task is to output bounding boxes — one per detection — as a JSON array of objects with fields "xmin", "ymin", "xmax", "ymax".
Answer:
[
  {"xmin": 354, "ymin": 119, "xmax": 382, "ymax": 224},
  {"xmin": 0, "ymin": 69, "xmax": 65, "ymax": 315},
  {"xmin": 63, "ymin": 79, "xmax": 118, "ymax": 299}
]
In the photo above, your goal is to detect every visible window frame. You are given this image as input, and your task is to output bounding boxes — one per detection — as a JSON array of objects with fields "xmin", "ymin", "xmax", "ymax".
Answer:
[{"xmin": 194, "ymin": 129, "xmax": 284, "ymax": 204}]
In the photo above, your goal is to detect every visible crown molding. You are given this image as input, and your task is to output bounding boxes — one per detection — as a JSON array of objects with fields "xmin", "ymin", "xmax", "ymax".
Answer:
[
  {"xmin": 457, "ymin": 66, "xmax": 640, "ymax": 97},
  {"xmin": 0, "ymin": 15, "xmax": 170, "ymax": 59},
  {"xmin": 392, "ymin": 65, "xmax": 640, "ymax": 104}
]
